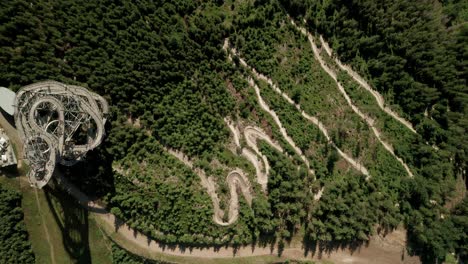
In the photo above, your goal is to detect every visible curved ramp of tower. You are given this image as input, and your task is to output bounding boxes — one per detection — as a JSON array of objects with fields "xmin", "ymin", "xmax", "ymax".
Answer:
[{"xmin": 15, "ymin": 81, "xmax": 108, "ymax": 188}]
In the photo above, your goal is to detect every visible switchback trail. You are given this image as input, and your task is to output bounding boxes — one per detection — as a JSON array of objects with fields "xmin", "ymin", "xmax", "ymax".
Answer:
[
  {"xmin": 318, "ymin": 36, "xmax": 417, "ymax": 134},
  {"xmin": 0, "ymin": 85, "xmax": 416, "ymax": 264},
  {"xmin": 166, "ymin": 119, "xmax": 300, "ymax": 225},
  {"xmin": 225, "ymin": 119, "xmax": 283, "ymax": 192},
  {"xmin": 224, "ymin": 40, "xmax": 316, "ymax": 178},
  {"xmin": 165, "ymin": 148, "xmax": 251, "ymax": 226},
  {"xmin": 224, "ymin": 39, "xmax": 370, "ymax": 179},
  {"xmin": 290, "ymin": 19, "xmax": 414, "ymax": 178},
  {"xmin": 54, "ymin": 172, "xmax": 418, "ymax": 263},
  {"xmin": 124, "ymin": 116, "xmax": 289, "ymax": 225}
]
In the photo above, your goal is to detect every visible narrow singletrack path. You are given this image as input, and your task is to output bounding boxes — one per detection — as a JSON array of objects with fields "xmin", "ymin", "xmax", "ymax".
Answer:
[
  {"xmin": 290, "ymin": 19, "xmax": 414, "ymax": 178},
  {"xmin": 224, "ymin": 39, "xmax": 316, "ymax": 177},
  {"xmin": 166, "ymin": 148, "xmax": 251, "ymax": 226},
  {"xmin": 249, "ymin": 76, "xmax": 316, "ymax": 176},
  {"xmin": 318, "ymin": 36, "xmax": 417, "ymax": 134},
  {"xmin": 224, "ymin": 39, "xmax": 370, "ymax": 179},
  {"xmin": 225, "ymin": 119, "xmax": 283, "ymax": 192},
  {"xmin": 167, "ymin": 118, "xmax": 300, "ymax": 225},
  {"xmin": 0, "ymin": 88, "xmax": 414, "ymax": 262}
]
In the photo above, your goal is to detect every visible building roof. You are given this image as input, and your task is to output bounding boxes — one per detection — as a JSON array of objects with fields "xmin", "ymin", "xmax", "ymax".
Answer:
[{"xmin": 0, "ymin": 87, "xmax": 15, "ymax": 116}]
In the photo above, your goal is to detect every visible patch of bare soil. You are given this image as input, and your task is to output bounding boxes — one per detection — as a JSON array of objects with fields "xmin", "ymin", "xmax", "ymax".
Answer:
[{"xmin": 283, "ymin": 229, "xmax": 419, "ymax": 264}]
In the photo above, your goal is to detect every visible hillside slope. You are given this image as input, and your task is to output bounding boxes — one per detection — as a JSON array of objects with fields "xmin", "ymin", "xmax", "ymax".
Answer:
[{"xmin": 0, "ymin": 0, "xmax": 466, "ymax": 263}]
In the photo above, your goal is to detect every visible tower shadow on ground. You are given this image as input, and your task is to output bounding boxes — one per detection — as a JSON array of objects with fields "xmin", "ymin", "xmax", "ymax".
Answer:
[{"xmin": 44, "ymin": 182, "xmax": 92, "ymax": 264}]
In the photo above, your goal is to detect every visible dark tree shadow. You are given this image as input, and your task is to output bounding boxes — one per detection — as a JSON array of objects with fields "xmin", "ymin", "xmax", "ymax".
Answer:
[
  {"xmin": 301, "ymin": 216, "xmax": 368, "ymax": 260},
  {"xmin": 302, "ymin": 234, "xmax": 367, "ymax": 261},
  {"xmin": 302, "ymin": 233, "xmax": 318, "ymax": 258},
  {"xmin": 256, "ymin": 232, "xmax": 277, "ymax": 255},
  {"xmin": 44, "ymin": 182, "xmax": 92, "ymax": 263}
]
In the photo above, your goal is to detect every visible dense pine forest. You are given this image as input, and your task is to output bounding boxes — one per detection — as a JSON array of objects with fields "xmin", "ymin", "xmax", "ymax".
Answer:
[
  {"xmin": 0, "ymin": 0, "xmax": 466, "ymax": 263},
  {"xmin": 0, "ymin": 185, "xmax": 35, "ymax": 263}
]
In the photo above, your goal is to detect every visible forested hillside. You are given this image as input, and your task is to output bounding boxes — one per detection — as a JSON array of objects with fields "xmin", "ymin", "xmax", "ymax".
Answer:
[
  {"xmin": 281, "ymin": 0, "xmax": 467, "ymax": 261},
  {"xmin": 282, "ymin": 0, "xmax": 467, "ymax": 175},
  {"xmin": 0, "ymin": 0, "xmax": 466, "ymax": 263}
]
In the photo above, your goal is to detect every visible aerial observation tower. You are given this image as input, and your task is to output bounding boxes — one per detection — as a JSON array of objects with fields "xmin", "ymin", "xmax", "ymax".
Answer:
[{"xmin": 14, "ymin": 81, "xmax": 108, "ymax": 188}]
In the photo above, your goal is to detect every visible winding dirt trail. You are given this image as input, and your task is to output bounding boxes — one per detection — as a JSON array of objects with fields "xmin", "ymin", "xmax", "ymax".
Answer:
[
  {"xmin": 243, "ymin": 126, "xmax": 283, "ymax": 189},
  {"xmin": 224, "ymin": 39, "xmax": 370, "ymax": 179},
  {"xmin": 290, "ymin": 19, "xmax": 414, "ymax": 178},
  {"xmin": 225, "ymin": 119, "xmax": 283, "ymax": 192},
  {"xmin": 166, "ymin": 149, "xmax": 251, "ymax": 226},
  {"xmin": 224, "ymin": 122, "xmax": 266, "ymax": 190},
  {"xmin": 318, "ymin": 36, "xmax": 417, "ymax": 134},
  {"xmin": 224, "ymin": 40, "xmax": 315, "ymax": 177},
  {"xmin": 168, "ymin": 120, "xmax": 291, "ymax": 225}
]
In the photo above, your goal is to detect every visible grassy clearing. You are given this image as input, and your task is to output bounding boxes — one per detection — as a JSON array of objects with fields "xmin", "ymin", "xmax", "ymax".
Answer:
[
  {"xmin": 0, "ymin": 170, "xmax": 112, "ymax": 264},
  {"xmin": 45, "ymin": 181, "xmax": 113, "ymax": 263},
  {"xmin": 89, "ymin": 217, "xmax": 113, "ymax": 264}
]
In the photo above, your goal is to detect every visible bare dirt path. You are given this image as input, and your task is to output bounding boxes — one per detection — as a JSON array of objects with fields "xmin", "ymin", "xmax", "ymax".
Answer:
[
  {"xmin": 225, "ymin": 118, "xmax": 283, "ymax": 191},
  {"xmin": 225, "ymin": 120, "xmax": 267, "ymax": 191},
  {"xmin": 224, "ymin": 39, "xmax": 370, "ymax": 179},
  {"xmin": 224, "ymin": 41, "xmax": 316, "ymax": 177},
  {"xmin": 318, "ymin": 36, "xmax": 417, "ymax": 134},
  {"xmin": 243, "ymin": 126, "xmax": 283, "ymax": 190},
  {"xmin": 168, "ymin": 121, "xmax": 288, "ymax": 224},
  {"xmin": 290, "ymin": 19, "xmax": 414, "ymax": 178},
  {"xmin": 249, "ymin": 77, "xmax": 316, "ymax": 176},
  {"xmin": 166, "ymin": 149, "xmax": 251, "ymax": 226},
  {"xmin": 223, "ymin": 39, "xmax": 315, "ymax": 175},
  {"xmin": 127, "ymin": 117, "xmax": 283, "ymax": 225}
]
